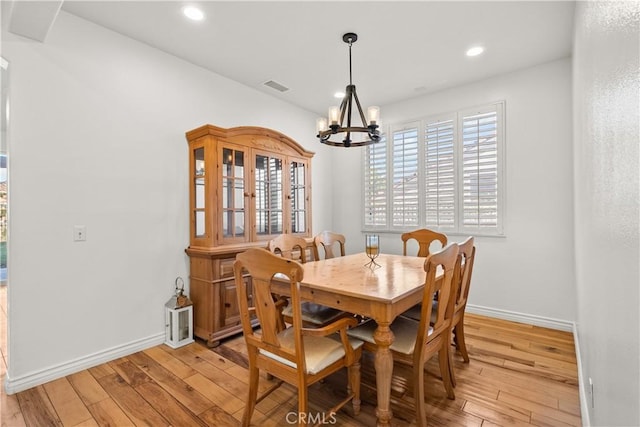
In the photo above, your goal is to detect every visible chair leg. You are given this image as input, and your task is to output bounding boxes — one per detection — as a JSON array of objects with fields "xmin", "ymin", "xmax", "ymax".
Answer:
[
  {"xmin": 455, "ymin": 320, "xmax": 470, "ymax": 363},
  {"xmin": 297, "ymin": 379, "xmax": 309, "ymax": 426},
  {"xmin": 438, "ymin": 346, "xmax": 455, "ymax": 400},
  {"xmin": 414, "ymin": 360, "xmax": 427, "ymax": 427},
  {"xmin": 242, "ymin": 362, "xmax": 260, "ymax": 427},
  {"xmin": 448, "ymin": 336, "xmax": 457, "ymax": 388},
  {"xmin": 348, "ymin": 361, "xmax": 361, "ymax": 415}
]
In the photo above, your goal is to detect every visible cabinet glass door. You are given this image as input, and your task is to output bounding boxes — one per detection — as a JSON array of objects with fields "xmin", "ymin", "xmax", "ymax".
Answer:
[
  {"xmin": 193, "ymin": 147, "xmax": 206, "ymax": 238},
  {"xmin": 290, "ymin": 160, "xmax": 308, "ymax": 235},
  {"xmin": 255, "ymin": 153, "xmax": 283, "ymax": 239},
  {"xmin": 221, "ymin": 146, "xmax": 247, "ymax": 242}
]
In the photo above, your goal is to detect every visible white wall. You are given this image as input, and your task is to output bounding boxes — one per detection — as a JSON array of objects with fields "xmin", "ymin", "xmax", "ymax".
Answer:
[
  {"xmin": 333, "ymin": 58, "xmax": 576, "ymax": 324},
  {"xmin": 2, "ymin": 11, "xmax": 330, "ymax": 391},
  {"xmin": 573, "ymin": 2, "xmax": 640, "ymax": 426}
]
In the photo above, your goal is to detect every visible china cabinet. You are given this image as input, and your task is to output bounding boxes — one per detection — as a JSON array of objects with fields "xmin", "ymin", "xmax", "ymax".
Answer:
[{"xmin": 185, "ymin": 125, "xmax": 314, "ymax": 346}]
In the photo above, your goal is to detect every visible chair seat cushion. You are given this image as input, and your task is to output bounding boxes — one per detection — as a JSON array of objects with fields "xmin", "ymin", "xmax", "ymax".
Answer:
[
  {"xmin": 282, "ymin": 301, "xmax": 348, "ymax": 326},
  {"xmin": 400, "ymin": 304, "xmax": 422, "ymax": 321},
  {"xmin": 401, "ymin": 301, "xmax": 438, "ymax": 324},
  {"xmin": 260, "ymin": 327, "xmax": 363, "ymax": 375},
  {"xmin": 346, "ymin": 317, "xmax": 433, "ymax": 356}
]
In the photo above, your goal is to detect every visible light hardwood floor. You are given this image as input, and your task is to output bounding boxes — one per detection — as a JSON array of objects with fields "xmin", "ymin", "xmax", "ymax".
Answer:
[{"xmin": 1, "ymin": 285, "xmax": 580, "ymax": 426}]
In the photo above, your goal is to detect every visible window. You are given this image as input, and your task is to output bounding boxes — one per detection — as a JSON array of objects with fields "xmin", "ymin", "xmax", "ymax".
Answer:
[
  {"xmin": 425, "ymin": 117, "xmax": 456, "ymax": 229},
  {"xmin": 391, "ymin": 124, "xmax": 419, "ymax": 228},
  {"xmin": 363, "ymin": 134, "xmax": 388, "ymax": 229},
  {"xmin": 363, "ymin": 102, "xmax": 504, "ymax": 236}
]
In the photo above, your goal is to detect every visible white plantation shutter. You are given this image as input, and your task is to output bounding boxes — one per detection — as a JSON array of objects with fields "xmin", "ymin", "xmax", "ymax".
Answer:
[
  {"xmin": 425, "ymin": 118, "xmax": 456, "ymax": 229},
  {"xmin": 460, "ymin": 105, "xmax": 501, "ymax": 232},
  {"xmin": 391, "ymin": 125, "xmax": 419, "ymax": 228},
  {"xmin": 363, "ymin": 102, "xmax": 504, "ymax": 236},
  {"xmin": 363, "ymin": 135, "xmax": 387, "ymax": 228}
]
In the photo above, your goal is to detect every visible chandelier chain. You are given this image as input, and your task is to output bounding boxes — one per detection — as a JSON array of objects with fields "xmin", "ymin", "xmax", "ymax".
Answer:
[{"xmin": 348, "ymin": 38, "xmax": 353, "ymax": 86}]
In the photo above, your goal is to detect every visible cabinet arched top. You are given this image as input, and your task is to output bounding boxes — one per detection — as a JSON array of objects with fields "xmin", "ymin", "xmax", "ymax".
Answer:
[{"xmin": 186, "ymin": 124, "xmax": 314, "ymax": 159}]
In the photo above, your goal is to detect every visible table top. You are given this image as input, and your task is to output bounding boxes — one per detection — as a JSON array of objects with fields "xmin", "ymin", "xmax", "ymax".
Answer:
[{"xmin": 299, "ymin": 252, "xmax": 428, "ymax": 304}]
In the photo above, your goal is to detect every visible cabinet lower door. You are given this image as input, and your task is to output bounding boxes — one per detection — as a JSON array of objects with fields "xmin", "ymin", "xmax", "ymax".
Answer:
[
  {"xmin": 221, "ymin": 276, "xmax": 254, "ymax": 330},
  {"xmin": 221, "ymin": 279, "xmax": 241, "ymax": 327}
]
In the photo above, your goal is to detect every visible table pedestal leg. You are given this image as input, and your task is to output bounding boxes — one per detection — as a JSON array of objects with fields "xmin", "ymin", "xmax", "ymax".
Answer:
[{"xmin": 373, "ymin": 323, "xmax": 394, "ymax": 427}]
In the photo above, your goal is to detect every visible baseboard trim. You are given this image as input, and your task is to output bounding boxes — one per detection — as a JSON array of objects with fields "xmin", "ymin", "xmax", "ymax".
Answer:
[
  {"xmin": 573, "ymin": 322, "xmax": 591, "ymax": 426},
  {"xmin": 466, "ymin": 304, "xmax": 574, "ymax": 332},
  {"xmin": 4, "ymin": 333, "xmax": 165, "ymax": 394}
]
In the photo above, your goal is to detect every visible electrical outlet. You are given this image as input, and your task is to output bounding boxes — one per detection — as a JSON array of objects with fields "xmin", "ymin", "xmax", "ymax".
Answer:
[
  {"xmin": 589, "ymin": 377, "xmax": 594, "ymax": 408},
  {"xmin": 73, "ymin": 225, "xmax": 87, "ymax": 242}
]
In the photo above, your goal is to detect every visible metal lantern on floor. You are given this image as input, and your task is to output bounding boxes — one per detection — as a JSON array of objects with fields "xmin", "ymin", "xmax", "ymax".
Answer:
[{"xmin": 164, "ymin": 277, "xmax": 194, "ymax": 349}]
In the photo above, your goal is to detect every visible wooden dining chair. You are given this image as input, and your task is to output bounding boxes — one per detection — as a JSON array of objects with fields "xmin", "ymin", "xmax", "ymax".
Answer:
[
  {"xmin": 400, "ymin": 228, "xmax": 449, "ymax": 320},
  {"xmin": 402, "ymin": 237, "xmax": 475, "ymax": 387},
  {"xmin": 448, "ymin": 237, "xmax": 475, "ymax": 384},
  {"xmin": 401, "ymin": 228, "xmax": 448, "ymax": 257},
  {"xmin": 268, "ymin": 234, "xmax": 310, "ymax": 263},
  {"xmin": 269, "ymin": 234, "xmax": 348, "ymax": 327},
  {"xmin": 234, "ymin": 248, "xmax": 363, "ymax": 427},
  {"xmin": 346, "ymin": 243, "xmax": 460, "ymax": 427},
  {"xmin": 313, "ymin": 231, "xmax": 346, "ymax": 261}
]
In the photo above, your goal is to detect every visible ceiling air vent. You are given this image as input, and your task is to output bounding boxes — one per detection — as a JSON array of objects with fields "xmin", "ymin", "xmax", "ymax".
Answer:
[{"xmin": 263, "ymin": 80, "xmax": 290, "ymax": 93}]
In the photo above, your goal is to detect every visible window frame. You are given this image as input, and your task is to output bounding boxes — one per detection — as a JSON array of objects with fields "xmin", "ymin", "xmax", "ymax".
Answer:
[{"xmin": 362, "ymin": 101, "xmax": 505, "ymax": 237}]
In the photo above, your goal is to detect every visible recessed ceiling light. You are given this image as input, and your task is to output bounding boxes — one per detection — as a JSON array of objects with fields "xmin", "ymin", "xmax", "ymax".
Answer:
[
  {"xmin": 334, "ymin": 92, "xmax": 345, "ymax": 99},
  {"xmin": 466, "ymin": 46, "xmax": 485, "ymax": 57},
  {"xmin": 183, "ymin": 6, "xmax": 204, "ymax": 21}
]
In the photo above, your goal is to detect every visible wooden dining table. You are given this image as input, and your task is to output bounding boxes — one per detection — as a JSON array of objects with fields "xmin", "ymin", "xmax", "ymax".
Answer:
[{"xmin": 271, "ymin": 252, "xmax": 430, "ymax": 427}]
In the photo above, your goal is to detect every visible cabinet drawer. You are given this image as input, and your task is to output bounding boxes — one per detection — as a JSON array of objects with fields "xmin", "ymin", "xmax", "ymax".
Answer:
[{"xmin": 219, "ymin": 258, "xmax": 236, "ymax": 279}]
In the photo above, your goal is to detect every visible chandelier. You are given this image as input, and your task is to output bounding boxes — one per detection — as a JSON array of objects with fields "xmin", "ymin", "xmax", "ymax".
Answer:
[{"xmin": 316, "ymin": 33, "xmax": 381, "ymax": 148}]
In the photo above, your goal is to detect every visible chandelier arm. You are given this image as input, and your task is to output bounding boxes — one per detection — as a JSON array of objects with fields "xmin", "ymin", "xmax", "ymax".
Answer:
[
  {"xmin": 351, "ymin": 88, "xmax": 368, "ymax": 127},
  {"xmin": 318, "ymin": 130, "xmax": 331, "ymax": 141},
  {"xmin": 321, "ymin": 138, "xmax": 374, "ymax": 148}
]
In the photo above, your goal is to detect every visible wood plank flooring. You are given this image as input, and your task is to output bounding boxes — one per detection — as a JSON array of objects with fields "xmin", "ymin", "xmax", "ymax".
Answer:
[{"xmin": 1, "ymin": 285, "xmax": 580, "ymax": 426}]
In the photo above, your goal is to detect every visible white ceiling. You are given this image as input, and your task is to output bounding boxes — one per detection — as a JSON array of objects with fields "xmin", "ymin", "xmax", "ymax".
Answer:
[{"xmin": 9, "ymin": 1, "xmax": 576, "ymax": 116}]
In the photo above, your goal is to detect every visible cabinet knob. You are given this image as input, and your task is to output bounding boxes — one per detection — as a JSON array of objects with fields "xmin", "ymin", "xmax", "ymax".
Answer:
[
  {"xmin": 224, "ymin": 303, "xmax": 231, "ymax": 308},
  {"xmin": 244, "ymin": 192, "xmax": 249, "ymax": 197}
]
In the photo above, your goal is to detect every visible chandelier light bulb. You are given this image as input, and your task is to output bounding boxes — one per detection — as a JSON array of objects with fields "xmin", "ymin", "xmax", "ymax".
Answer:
[
  {"xmin": 367, "ymin": 106, "xmax": 380, "ymax": 125},
  {"xmin": 328, "ymin": 106, "xmax": 340, "ymax": 125},
  {"xmin": 316, "ymin": 117, "xmax": 328, "ymax": 133}
]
